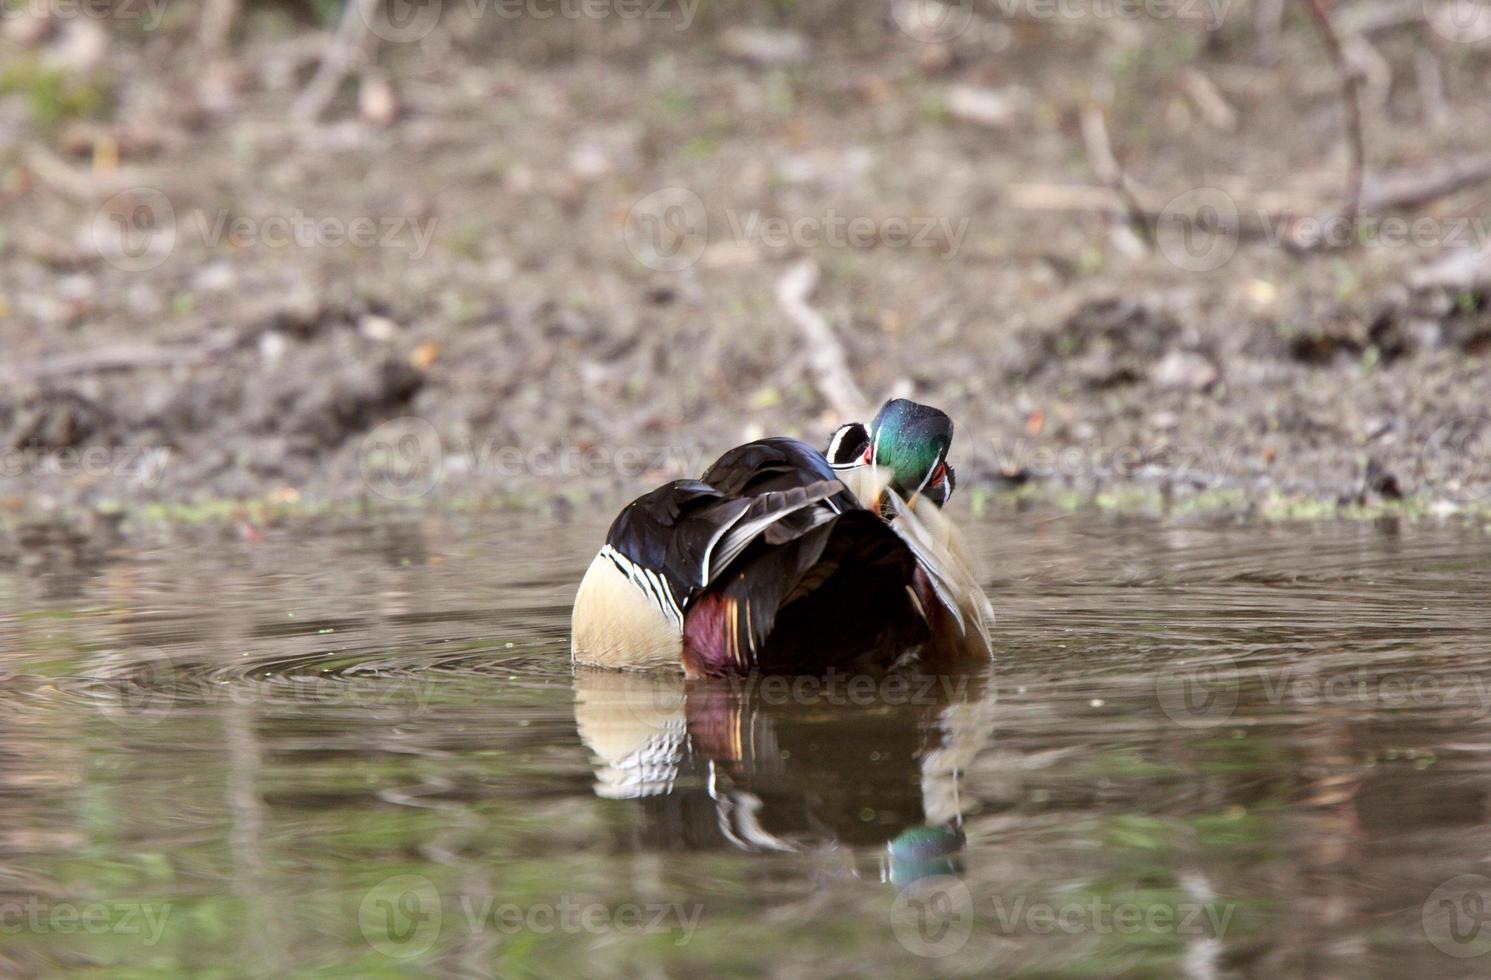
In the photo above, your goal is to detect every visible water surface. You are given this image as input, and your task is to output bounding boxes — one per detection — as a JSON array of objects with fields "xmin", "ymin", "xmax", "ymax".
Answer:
[{"xmin": 2, "ymin": 511, "xmax": 1490, "ymax": 977}]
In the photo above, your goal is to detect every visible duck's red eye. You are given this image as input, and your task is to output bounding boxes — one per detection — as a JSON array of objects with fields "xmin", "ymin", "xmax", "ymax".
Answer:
[
  {"xmin": 929, "ymin": 462, "xmax": 946, "ymax": 487},
  {"xmin": 861, "ymin": 446, "xmax": 872, "ymax": 463}
]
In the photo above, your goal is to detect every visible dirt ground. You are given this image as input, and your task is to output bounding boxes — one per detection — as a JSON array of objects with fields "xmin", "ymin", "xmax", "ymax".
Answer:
[{"xmin": 2, "ymin": 0, "xmax": 1490, "ymax": 533}]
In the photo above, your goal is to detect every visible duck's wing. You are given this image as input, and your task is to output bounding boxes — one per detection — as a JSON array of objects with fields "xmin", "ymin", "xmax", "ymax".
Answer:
[
  {"xmin": 574, "ymin": 441, "xmax": 860, "ymax": 670},
  {"xmin": 896, "ymin": 494, "xmax": 995, "ymax": 657},
  {"xmin": 844, "ymin": 464, "xmax": 994, "ymax": 658}
]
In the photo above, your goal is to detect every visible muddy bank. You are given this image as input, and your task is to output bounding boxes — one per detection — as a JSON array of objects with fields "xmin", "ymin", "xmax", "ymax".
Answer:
[{"xmin": 1, "ymin": 1, "xmax": 1489, "ymax": 533}]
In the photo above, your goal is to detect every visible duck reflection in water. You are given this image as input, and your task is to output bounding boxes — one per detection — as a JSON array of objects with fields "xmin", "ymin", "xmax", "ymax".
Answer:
[{"xmin": 572, "ymin": 666, "xmax": 997, "ymax": 885}]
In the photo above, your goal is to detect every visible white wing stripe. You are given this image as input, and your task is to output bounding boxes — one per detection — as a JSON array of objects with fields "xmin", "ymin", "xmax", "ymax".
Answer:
[{"xmin": 600, "ymin": 545, "xmax": 684, "ymax": 630}]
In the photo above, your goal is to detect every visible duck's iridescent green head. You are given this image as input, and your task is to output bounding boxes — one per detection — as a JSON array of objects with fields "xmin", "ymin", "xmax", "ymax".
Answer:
[
  {"xmin": 825, "ymin": 398, "xmax": 956, "ymax": 506},
  {"xmin": 886, "ymin": 823, "xmax": 966, "ymax": 885}
]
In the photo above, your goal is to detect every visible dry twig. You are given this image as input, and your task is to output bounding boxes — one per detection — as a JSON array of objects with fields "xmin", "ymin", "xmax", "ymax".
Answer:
[
  {"xmin": 200, "ymin": 0, "xmax": 241, "ymax": 52},
  {"xmin": 1301, "ymin": 0, "xmax": 1365, "ymax": 227},
  {"xmin": 774, "ymin": 260, "xmax": 869, "ymax": 422},
  {"xmin": 1079, "ymin": 106, "xmax": 1155, "ymax": 251},
  {"xmin": 293, "ymin": 0, "xmax": 382, "ymax": 122},
  {"xmin": 1361, "ymin": 153, "xmax": 1491, "ymax": 212}
]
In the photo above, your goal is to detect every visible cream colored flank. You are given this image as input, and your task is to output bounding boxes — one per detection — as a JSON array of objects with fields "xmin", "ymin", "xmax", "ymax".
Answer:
[{"xmin": 571, "ymin": 552, "xmax": 683, "ymax": 669}]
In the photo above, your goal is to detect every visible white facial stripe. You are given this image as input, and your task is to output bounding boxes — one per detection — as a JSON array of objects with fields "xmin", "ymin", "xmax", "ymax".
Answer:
[
  {"xmin": 826, "ymin": 424, "xmax": 851, "ymax": 462},
  {"xmin": 827, "ymin": 423, "xmax": 869, "ymax": 469},
  {"xmin": 913, "ymin": 445, "xmax": 948, "ymax": 497}
]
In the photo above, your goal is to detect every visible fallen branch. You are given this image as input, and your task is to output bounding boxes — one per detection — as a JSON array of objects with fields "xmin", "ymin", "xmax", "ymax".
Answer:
[
  {"xmin": 1302, "ymin": 0, "xmax": 1365, "ymax": 228},
  {"xmin": 774, "ymin": 260, "xmax": 869, "ymax": 422},
  {"xmin": 1359, "ymin": 152, "xmax": 1491, "ymax": 212},
  {"xmin": 1181, "ymin": 69, "xmax": 1238, "ymax": 132},
  {"xmin": 200, "ymin": 0, "xmax": 240, "ymax": 51},
  {"xmin": 1079, "ymin": 106, "xmax": 1155, "ymax": 252},
  {"xmin": 0, "ymin": 343, "xmax": 222, "ymax": 386},
  {"xmin": 292, "ymin": 0, "xmax": 382, "ymax": 122},
  {"xmin": 1254, "ymin": 0, "xmax": 1286, "ymax": 60},
  {"xmin": 1414, "ymin": 50, "xmax": 1448, "ymax": 128},
  {"xmin": 1009, "ymin": 151, "xmax": 1491, "ymax": 244},
  {"xmin": 0, "ymin": 299, "xmax": 331, "ymax": 386},
  {"xmin": 22, "ymin": 146, "xmax": 136, "ymax": 202}
]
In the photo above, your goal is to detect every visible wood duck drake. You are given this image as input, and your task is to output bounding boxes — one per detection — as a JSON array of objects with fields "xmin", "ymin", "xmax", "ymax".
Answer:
[{"xmin": 571, "ymin": 399, "xmax": 994, "ymax": 676}]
